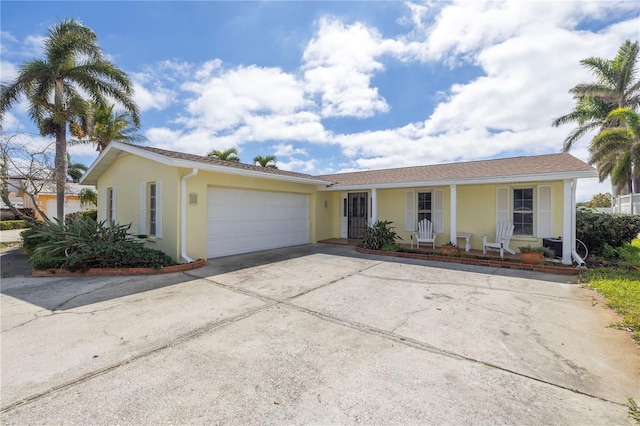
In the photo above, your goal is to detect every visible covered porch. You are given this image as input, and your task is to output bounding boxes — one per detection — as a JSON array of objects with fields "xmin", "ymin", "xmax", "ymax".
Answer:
[{"xmin": 329, "ymin": 179, "xmax": 582, "ymax": 266}]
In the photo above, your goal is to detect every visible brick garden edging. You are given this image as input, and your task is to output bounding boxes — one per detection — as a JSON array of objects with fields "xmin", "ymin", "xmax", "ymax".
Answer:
[
  {"xmin": 31, "ymin": 259, "xmax": 207, "ymax": 277},
  {"xmin": 355, "ymin": 247, "xmax": 580, "ymax": 275}
]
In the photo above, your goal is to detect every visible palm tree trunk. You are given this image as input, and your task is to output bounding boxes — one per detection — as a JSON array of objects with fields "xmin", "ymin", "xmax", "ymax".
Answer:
[{"xmin": 54, "ymin": 79, "xmax": 67, "ymax": 221}]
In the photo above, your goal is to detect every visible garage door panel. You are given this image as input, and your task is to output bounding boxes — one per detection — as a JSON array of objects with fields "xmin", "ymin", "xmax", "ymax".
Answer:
[{"xmin": 207, "ymin": 188, "xmax": 310, "ymax": 258}]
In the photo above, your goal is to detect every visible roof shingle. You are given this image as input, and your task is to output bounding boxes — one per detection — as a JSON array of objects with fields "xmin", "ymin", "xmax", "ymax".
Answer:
[{"xmin": 319, "ymin": 153, "xmax": 595, "ymax": 186}]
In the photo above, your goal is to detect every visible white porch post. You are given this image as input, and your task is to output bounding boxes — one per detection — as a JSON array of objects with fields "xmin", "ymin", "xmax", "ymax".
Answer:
[
  {"xmin": 562, "ymin": 179, "xmax": 573, "ymax": 265},
  {"xmin": 450, "ymin": 184, "xmax": 457, "ymax": 245},
  {"xmin": 370, "ymin": 188, "xmax": 377, "ymax": 225}
]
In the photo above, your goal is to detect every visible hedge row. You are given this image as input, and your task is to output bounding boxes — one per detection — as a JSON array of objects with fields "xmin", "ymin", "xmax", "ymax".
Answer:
[
  {"xmin": 0, "ymin": 220, "xmax": 30, "ymax": 230},
  {"xmin": 576, "ymin": 210, "xmax": 640, "ymax": 255}
]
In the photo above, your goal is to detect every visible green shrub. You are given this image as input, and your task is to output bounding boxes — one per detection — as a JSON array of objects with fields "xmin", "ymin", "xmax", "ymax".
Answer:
[
  {"xmin": 359, "ymin": 220, "xmax": 400, "ymax": 250},
  {"xmin": 64, "ymin": 209, "xmax": 97, "ymax": 224},
  {"xmin": 24, "ymin": 217, "xmax": 175, "ymax": 271},
  {"xmin": 28, "ymin": 240, "xmax": 174, "ymax": 271},
  {"xmin": 576, "ymin": 210, "xmax": 640, "ymax": 255},
  {"xmin": 21, "ymin": 226, "xmax": 48, "ymax": 256},
  {"xmin": 602, "ymin": 243, "xmax": 621, "ymax": 259},
  {"xmin": 0, "ymin": 220, "xmax": 30, "ymax": 230}
]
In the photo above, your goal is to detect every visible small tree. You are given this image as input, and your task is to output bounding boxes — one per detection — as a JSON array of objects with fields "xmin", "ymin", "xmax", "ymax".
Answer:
[
  {"xmin": 0, "ymin": 132, "xmax": 51, "ymax": 226},
  {"xmin": 586, "ymin": 193, "xmax": 612, "ymax": 208},
  {"xmin": 78, "ymin": 188, "xmax": 97, "ymax": 208}
]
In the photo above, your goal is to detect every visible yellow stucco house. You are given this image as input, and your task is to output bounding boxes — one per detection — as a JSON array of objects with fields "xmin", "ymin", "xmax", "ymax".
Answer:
[{"xmin": 81, "ymin": 142, "xmax": 598, "ymax": 265}]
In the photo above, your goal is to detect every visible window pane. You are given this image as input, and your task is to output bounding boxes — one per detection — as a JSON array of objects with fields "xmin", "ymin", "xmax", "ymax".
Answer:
[
  {"xmin": 418, "ymin": 192, "xmax": 431, "ymax": 212},
  {"xmin": 514, "ymin": 212, "xmax": 533, "ymax": 236}
]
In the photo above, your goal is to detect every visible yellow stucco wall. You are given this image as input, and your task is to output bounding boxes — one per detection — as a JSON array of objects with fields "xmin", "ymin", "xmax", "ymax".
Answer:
[
  {"xmin": 376, "ymin": 187, "xmax": 449, "ymax": 247},
  {"xmin": 315, "ymin": 191, "xmax": 338, "ymax": 241},
  {"xmin": 97, "ymin": 153, "xmax": 181, "ymax": 260}
]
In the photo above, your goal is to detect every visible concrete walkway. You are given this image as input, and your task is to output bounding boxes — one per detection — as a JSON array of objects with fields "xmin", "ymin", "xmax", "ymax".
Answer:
[
  {"xmin": 0, "ymin": 228, "xmax": 25, "ymax": 243},
  {"xmin": 1, "ymin": 244, "xmax": 638, "ymax": 424}
]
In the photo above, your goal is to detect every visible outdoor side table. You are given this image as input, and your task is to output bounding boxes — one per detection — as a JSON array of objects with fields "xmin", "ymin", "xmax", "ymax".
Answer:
[{"xmin": 456, "ymin": 233, "xmax": 472, "ymax": 252}]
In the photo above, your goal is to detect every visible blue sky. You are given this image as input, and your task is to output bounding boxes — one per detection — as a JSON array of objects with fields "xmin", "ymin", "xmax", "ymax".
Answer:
[{"xmin": 1, "ymin": 1, "xmax": 638, "ymax": 201}]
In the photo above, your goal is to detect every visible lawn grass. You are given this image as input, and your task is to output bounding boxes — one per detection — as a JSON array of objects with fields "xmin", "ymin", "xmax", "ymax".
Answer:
[{"xmin": 582, "ymin": 239, "xmax": 640, "ymax": 344}]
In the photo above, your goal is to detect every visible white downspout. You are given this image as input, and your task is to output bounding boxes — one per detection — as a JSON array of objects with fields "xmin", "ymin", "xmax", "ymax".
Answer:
[{"xmin": 180, "ymin": 168, "xmax": 198, "ymax": 263}]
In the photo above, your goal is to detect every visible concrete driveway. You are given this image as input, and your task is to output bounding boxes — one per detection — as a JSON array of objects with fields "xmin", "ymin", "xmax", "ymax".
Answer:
[{"xmin": 1, "ymin": 244, "xmax": 638, "ymax": 424}]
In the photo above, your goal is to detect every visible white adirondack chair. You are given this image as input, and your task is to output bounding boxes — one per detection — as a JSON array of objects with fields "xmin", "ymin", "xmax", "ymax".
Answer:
[
  {"xmin": 415, "ymin": 219, "xmax": 437, "ymax": 249},
  {"xmin": 482, "ymin": 222, "xmax": 516, "ymax": 258}
]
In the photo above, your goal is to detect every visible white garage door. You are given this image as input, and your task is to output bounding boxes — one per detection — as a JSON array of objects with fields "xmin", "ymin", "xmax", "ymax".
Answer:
[
  {"xmin": 207, "ymin": 187, "xmax": 310, "ymax": 258},
  {"xmin": 46, "ymin": 199, "xmax": 82, "ymax": 221}
]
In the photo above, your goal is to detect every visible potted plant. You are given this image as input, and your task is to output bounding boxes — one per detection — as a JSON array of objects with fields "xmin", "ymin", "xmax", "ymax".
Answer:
[
  {"xmin": 440, "ymin": 242, "xmax": 460, "ymax": 255},
  {"xmin": 518, "ymin": 245, "xmax": 546, "ymax": 265}
]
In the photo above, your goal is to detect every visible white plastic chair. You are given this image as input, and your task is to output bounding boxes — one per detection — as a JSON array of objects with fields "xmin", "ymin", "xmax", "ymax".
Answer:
[
  {"xmin": 482, "ymin": 222, "xmax": 515, "ymax": 258},
  {"xmin": 415, "ymin": 219, "xmax": 437, "ymax": 249}
]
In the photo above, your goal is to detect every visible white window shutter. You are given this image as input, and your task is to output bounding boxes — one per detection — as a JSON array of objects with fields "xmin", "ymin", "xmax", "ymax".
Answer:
[
  {"xmin": 433, "ymin": 189, "xmax": 444, "ymax": 233},
  {"xmin": 155, "ymin": 181, "xmax": 162, "ymax": 238},
  {"xmin": 112, "ymin": 187, "xmax": 117, "ymax": 222},
  {"xmin": 102, "ymin": 188, "xmax": 107, "ymax": 221},
  {"xmin": 537, "ymin": 185, "xmax": 552, "ymax": 238},
  {"xmin": 496, "ymin": 187, "xmax": 509, "ymax": 224},
  {"xmin": 140, "ymin": 183, "xmax": 147, "ymax": 235},
  {"xmin": 405, "ymin": 190, "xmax": 415, "ymax": 231}
]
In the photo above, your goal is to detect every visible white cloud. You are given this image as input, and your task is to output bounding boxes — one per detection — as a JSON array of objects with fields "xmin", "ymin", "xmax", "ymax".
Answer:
[
  {"xmin": 0, "ymin": 111, "xmax": 21, "ymax": 131},
  {"xmin": 277, "ymin": 158, "xmax": 317, "ymax": 173},
  {"xmin": 181, "ymin": 64, "xmax": 310, "ymax": 132},
  {"xmin": 0, "ymin": 61, "xmax": 18, "ymax": 82},
  {"xmin": 132, "ymin": 81, "xmax": 174, "ymax": 112},
  {"xmin": 407, "ymin": 0, "xmax": 636, "ymax": 62},
  {"xmin": 302, "ymin": 18, "xmax": 390, "ymax": 118},
  {"xmin": 273, "ymin": 143, "xmax": 309, "ymax": 157}
]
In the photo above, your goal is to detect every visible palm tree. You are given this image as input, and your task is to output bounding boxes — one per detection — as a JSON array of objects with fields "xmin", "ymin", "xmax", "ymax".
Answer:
[
  {"xmin": 0, "ymin": 18, "xmax": 140, "ymax": 220},
  {"xmin": 78, "ymin": 187, "xmax": 98, "ymax": 208},
  {"xmin": 552, "ymin": 96, "xmax": 615, "ymax": 152},
  {"xmin": 553, "ymin": 39, "xmax": 639, "ymax": 193},
  {"xmin": 207, "ymin": 147, "xmax": 240, "ymax": 162},
  {"xmin": 571, "ymin": 40, "xmax": 639, "ymax": 110},
  {"xmin": 253, "ymin": 154, "xmax": 278, "ymax": 168},
  {"xmin": 589, "ymin": 107, "xmax": 640, "ymax": 194},
  {"xmin": 75, "ymin": 103, "xmax": 146, "ymax": 152},
  {"xmin": 553, "ymin": 40, "xmax": 639, "ymax": 152},
  {"xmin": 67, "ymin": 154, "xmax": 88, "ymax": 183}
]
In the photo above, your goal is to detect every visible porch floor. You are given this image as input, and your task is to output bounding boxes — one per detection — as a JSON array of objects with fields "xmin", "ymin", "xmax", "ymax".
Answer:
[{"xmin": 318, "ymin": 238, "xmax": 523, "ymax": 261}]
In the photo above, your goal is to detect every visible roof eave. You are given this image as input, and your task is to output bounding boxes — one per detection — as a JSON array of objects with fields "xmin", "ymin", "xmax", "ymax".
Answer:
[
  {"xmin": 80, "ymin": 142, "xmax": 331, "ymax": 187},
  {"xmin": 169, "ymin": 158, "xmax": 331, "ymax": 186},
  {"xmin": 320, "ymin": 170, "xmax": 599, "ymax": 191}
]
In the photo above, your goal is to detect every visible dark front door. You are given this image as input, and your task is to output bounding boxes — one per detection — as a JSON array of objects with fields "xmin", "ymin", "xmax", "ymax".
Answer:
[{"xmin": 348, "ymin": 192, "xmax": 368, "ymax": 239}]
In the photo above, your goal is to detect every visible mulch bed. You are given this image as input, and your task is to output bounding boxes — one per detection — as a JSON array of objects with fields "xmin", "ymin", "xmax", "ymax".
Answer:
[{"xmin": 31, "ymin": 259, "xmax": 207, "ymax": 277}]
